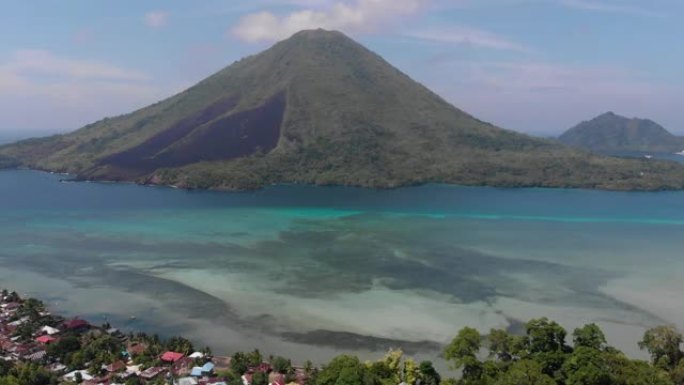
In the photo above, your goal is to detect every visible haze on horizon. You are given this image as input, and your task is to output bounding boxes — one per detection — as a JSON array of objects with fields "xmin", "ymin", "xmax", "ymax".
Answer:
[{"xmin": 0, "ymin": 0, "xmax": 682, "ymax": 138}]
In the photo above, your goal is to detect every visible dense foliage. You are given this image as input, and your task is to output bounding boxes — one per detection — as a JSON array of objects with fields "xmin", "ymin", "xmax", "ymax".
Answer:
[{"xmin": 441, "ymin": 318, "xmax": 684, "ymax": 385}]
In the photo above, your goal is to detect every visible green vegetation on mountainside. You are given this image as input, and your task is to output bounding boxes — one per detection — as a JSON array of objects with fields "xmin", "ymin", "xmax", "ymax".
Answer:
[
  {"xmin": 559, "ymin": 112, "xmax": 684, "ymax": 153},
  {"xmin": 2, "ymin": 30, "xmax": 684, "ymax": 191}
]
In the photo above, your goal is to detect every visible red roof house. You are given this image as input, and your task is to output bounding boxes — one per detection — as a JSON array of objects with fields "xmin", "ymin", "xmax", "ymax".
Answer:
[
  {"xmin": 35, "ymin": 335, "xmax": 57, "ymax": 344},
  {"xmin": 172, "ymin": 356, "xmax": 196, "ymax": 376},
  {"xmin": 0, "ymin": 340, "xmax": 14, "ymax": 350},
  {"xmin": 161, "ymin": 351, "xmax": 185, "ymax": 362},
  {"xmin": 126, "ymin": 341, "xmax": 147, "ymax": 356},
  {"xmin": 12, "ymin": 343, "xmax": 33, "ymax": 357}
]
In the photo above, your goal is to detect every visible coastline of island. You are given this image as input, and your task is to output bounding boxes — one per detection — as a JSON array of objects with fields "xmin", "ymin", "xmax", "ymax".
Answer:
[{"xmin": 2, "ymin": 288, "xmax": 684, "ymax": 385}]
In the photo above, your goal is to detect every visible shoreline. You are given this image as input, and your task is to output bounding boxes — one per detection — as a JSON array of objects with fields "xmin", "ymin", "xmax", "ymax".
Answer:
[
  {"xmin": 4, "ymin": 166, "xmax": 684, "ymax": 194},
  {"xmin": 0, "ymin": 288, "xmax": 316, "ymax": 384},
  {"xmin": 1, "ymin": 286, "xmax": 679, "ymax": 385},
  {"xmin": 0, "ymin": 287, "xmax": 454, "ymax": 384}
]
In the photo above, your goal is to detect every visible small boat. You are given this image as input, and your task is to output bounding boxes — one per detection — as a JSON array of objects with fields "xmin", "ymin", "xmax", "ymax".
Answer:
[
  {"xmin": 676, "ymin": 150, "xmax": 684, "ymax": 156},
  {"xmin": 644, "ymin": 155, "xmax": 653, "ymax": 159}
]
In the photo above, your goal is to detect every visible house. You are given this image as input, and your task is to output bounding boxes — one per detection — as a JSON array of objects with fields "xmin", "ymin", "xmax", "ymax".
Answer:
[
  {"xmin": 35, "ymin": 335, "xmax": 57, "ymax": 344},
  {"xmin": 63, "ymin": 318, "xmax": 90, "ymax": 331},
  {"xmin": 140, "ymin": 366, "xmax": 167, "ymax": 380},
  {"xmin": 191, "ymin": 362, "xmax": 217, "ymax": 376},
  {"xmin": 40, "ymin": 325, "xmax": 60, "ymax": 335},
  {"xmin": 176, "ymin": 377, "xmax": 199, "ymax": 385},
  {"xmin": 104, "ymin": 360, "xmax": 127, "ymax": 373},
  {"xmin": 294, "ymin": 367, "xmax": 308, "ymax": 384},
  {"xmin": 211, "ymin": 356, "xmax": 232, "ymax": 372},
  {"xmin": 201, "ymin": 362, "xmax": 215, "ymax": 375},
  {"xmin": 268, "ymin": 373, "xmax": 286, "ymax": 385},
  {"xmin": 126, "ymin": 342, "xmax": 147, "ymax": 357},
  {"xmin": 2, "ymin": 325, "xmax": 17, "ymax": 337},
  {"xmin": 64, "ymin": 370, "xmax": 94, "ymax": 382},
  {"xmin": 242, "ymin": 374, "xmax": 253, "ymax": 385},
  {"xmin": 8, "ymin": 317, "xmax": 29, "ymax": 327},
  {"xmin": 0, "ymin": 339, "xmax": 14, "ymax": 351},
  {"xmin": 199, "ymin": 379, "xmax": 228, "ymax": 385},
  {"xmin": 25, "ymin": 350, "xmax": 46, "ymax": 362},
  {"xmin": 46, "ymin": 363, "xmax": 67, "ymax": 374},
  {"xmin": 172, "ymin": 357, "xmax": 196, "ymax": 377},
  {"xmin": 123, "ymin": 364, "xmax": 142, "ymax": 379},
  {"xmin": 1, "ymin": 303, "xmax": 20, "ymax": 311},
  {"xmin": 161, "ymin": 351, "xmax": 185, "ymax": 363},
  {"xmin": 11, "ymin": 343, "xmax": 34, "ymax": 358}
]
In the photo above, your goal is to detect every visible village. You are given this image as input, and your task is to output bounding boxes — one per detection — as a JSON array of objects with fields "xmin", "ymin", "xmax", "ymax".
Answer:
[{"xmin": 0, "ymin": 289, "xmax": 312, "ymax": 385}]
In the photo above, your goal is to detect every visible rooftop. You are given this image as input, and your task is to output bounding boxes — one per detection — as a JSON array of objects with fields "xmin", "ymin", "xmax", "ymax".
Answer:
[{"xmin": 161, "ymin": 351, "xmax": 185, "ymax": 362}]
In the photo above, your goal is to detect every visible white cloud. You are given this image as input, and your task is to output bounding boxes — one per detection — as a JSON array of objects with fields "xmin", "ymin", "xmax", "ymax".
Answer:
[
  {"xmin": 405, "ymin": 26, "xmax": 530, "ymax": 52},
  {"xmin": 0, "ymin": 51, "xmax": 178, "ymax": 132},
  {"xmin": 262, "ymin": 0, "xmax": 334, "ymax": 6},
  {"xmin": 426, "ymin": 0, "xmax": 666, "ymax": 17},
  {"xmin": 419, "ymin": 58, "xmax": 678, "ymax": 134},
  {"xmin": 145, "ymin": 10, "xmax": 170, "ymax": 28},
  {"xmin": 449, "ymin": 61, "xmax": 640, "ymax": 91},
  {"xmin": 2, "ymin": 50, "xmax": 148, "ymax": 81},
  {"xmin": 558, "ymin": 0, "xmax": 665, "ymax": 17},
  {"xmin": 0, "ymin": 82, "xmax": 170, "ymax": 133},
  {"xmin": 231, "ymin": 0, "xmax": 427, "ymax": 43}
]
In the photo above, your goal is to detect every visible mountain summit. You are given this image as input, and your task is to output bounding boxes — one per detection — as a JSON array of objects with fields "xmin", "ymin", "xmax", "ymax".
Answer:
[
  {"xmin": 559, "ymin": 112, "xmax": 684, "ymax": 153},
  {"xmin": 2, "ymin": 29, "xmax": 684, "ymax": 190}
]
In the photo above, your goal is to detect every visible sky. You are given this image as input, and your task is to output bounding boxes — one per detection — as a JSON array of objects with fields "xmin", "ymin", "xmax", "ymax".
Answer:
[{"xmin": 0, "ymin": 0, "xmax": 682, "ymax": 138}]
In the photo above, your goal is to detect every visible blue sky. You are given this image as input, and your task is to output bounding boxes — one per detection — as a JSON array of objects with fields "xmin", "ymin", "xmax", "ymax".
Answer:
[{"xmin": 0, "ymin": 0, "xmax": 682, "ymax": 137}]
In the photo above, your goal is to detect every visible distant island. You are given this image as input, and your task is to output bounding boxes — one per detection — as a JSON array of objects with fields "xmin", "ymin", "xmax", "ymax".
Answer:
[
  {"xmin": 2, "ymin": 289, "xmax": 683, "ymax": 385},
  {"xmin": 3, "ymin": 29, "xmax": 684, "ymax": 191},
  {"xmin": 559, "ymin": 112, "xmax": 684, "ymax": 154}
]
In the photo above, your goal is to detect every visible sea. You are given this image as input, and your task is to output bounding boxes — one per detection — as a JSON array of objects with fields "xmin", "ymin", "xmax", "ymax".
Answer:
[
  {"xmin": 1, "ymin": 169, "xmax": 684, "ymax": 364},
  {"xmin": 607, "ymin": 150, "xmax": 684, "ymax": 163}
]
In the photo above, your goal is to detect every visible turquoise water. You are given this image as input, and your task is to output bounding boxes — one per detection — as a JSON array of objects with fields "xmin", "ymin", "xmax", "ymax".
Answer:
[{"xmin": 1, "ymin": 170, "xmax": 683, "ymax": 361}]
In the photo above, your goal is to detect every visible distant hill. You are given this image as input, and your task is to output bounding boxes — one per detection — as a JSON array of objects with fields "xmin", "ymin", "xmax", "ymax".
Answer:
[
  {"xmin": 559, "ymin": 112, "xmax": 684, "ymax": 153},
  {"xmin": 2, "ymin": 29, "xmax": 684, "ymax": 191},
  {"xmin": 0, "ymin": 130, "xmax": 62, "ymax": 145}
]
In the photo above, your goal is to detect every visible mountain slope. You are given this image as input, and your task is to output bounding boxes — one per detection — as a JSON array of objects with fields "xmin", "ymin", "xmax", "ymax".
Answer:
[
  {"xmin": 2, "ymin": 29, "xmax": 684, "ymax": 191},
  {"xmin": 559, "ymin": 112, "xmax": 684, "ymax": 153}
]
